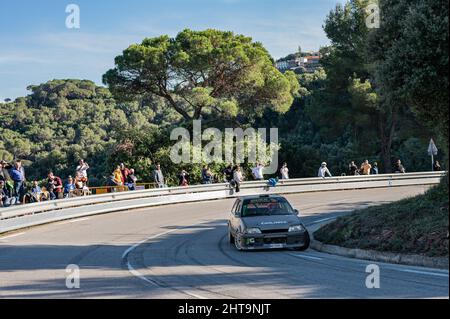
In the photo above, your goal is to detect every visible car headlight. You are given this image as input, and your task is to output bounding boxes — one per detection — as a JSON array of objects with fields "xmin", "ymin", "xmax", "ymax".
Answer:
[
  {"xmin": 245, "ymin": 227, "xmax": 262, "ymax": 234},
  {"xmin": 288, "ymin": 225, "xmax": 305, "ymax": 232}
]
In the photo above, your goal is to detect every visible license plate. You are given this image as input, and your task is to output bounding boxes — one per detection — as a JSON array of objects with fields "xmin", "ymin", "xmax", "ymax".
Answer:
[{"xmin": 268, "ymin": 243, "xmax": 284, "ymax": 248}]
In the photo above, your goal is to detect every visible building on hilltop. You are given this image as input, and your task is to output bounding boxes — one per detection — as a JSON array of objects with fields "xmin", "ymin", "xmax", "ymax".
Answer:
[{"xmin": 276, "ymin": 52, "xmax": 321, "ymax": 74}]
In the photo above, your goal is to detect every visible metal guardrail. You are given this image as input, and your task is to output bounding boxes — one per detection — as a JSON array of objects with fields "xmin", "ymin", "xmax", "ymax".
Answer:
[{"xmin": 0, "ymin": 171, "xmax": 445, "ymax": 234}]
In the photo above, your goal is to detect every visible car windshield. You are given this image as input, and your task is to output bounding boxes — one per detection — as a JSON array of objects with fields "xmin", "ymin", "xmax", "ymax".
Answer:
[{"xmin": 241, "ymin": 197, "xmax": 295, "ymax": 217}]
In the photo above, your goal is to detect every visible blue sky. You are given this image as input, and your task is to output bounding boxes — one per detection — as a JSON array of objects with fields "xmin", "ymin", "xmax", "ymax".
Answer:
[{"xmin": 0, "ymin": 0, "xmax": 343, "ymax": 101}]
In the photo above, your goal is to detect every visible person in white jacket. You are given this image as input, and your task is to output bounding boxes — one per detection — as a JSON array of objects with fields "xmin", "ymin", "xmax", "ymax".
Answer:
[
  {"xmin": 280, "ymin": 162, "xmax": 289, "ymax": 179},
  {"xmin": 318, "ymin": 162, "xmax": 332, "ymax": 178},
  {"xmin": 232, "ymin": 165, "xmax": 244, "ymax": 192}
]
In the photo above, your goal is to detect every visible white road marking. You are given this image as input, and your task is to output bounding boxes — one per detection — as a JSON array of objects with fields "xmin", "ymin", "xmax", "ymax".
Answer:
[
  {"xmin": 56, "ymin": 217, "xmax": 90, "ymax": 225},
  {"xmin": 0, "ymin": 232, "xmax": 25, "ymax": 240},
  {"xmin": 391, "ymin": 268, "xmax": 449, "ymax": 278},
  {"xmin": 122, "ymin": 228, "xmax": 208, "ymax": 299},
  {"xmin": 288, "ymin": 253, "xmax": 323, "ymax": 261}
]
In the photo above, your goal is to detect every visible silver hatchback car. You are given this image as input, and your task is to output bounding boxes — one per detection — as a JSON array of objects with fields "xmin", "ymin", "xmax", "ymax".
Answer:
[{"xmin": 228, "ymin": 194, "xmax": 310, "ymax": 251}]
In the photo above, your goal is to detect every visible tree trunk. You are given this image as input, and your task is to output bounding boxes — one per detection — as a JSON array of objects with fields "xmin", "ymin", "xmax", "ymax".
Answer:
[{"xmin": 378, "ymin": 112, "xmax": 397, "ymax": 173}]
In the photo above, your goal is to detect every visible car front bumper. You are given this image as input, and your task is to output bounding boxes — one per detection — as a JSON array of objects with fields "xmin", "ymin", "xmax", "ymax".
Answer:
[{"xmin": 239, "ymin": 231, "xmax": 308, "ymax": 250}]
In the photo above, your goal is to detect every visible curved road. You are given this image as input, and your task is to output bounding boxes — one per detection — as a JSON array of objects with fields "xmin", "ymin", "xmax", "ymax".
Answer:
[{"xmin": 0, "ymin": 186, "xmax": 448, "ymax": 298}]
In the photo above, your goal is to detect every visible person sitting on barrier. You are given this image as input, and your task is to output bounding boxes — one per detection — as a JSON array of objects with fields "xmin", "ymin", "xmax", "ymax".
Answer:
[
  {"xmin": 47, "ymin": 172, "xmax": 63, "ymax": 200},
  {"xmin": 433, "ymin": 160, "xmax": 441, "ymax": 172},
  {"xmin": 120, "ymin": 163, "xmax": 131, "ymax": 185},
  {"xmin": 64, "ymin": 176, "xmax": 76, "ymax": 198},
  {"xmin": 318, "ymin": 162, "xmax": 332, "ymax": 178},
  {"xmin": 223, "ymin": 164, "xmax": 233, "ymax": 183},
  {"xmin": 360, "ymin": 160, "xmax": 372, "ymax": 175},
  {"xmin": 232, "ymin": 165, "xmax": 244, "ymax": 193},
  {"xmin": 178, "ymin": 170, "xmax": 190, "ymax": 186},
  {"xmin": 126, "ymin": 168, "xmax": 137, "ymax": 191},
  {"xmin": 0, "ymin": 179, "xmax": 16, "ymax": 207},
  {"xmin": 394, "ymin": 159, "xmax": 406, "ymax": 173},
  {"xmin": 201, "ymin": 165, "xmax": 213, "ymax": 184},
  {"xmin": 371, "ymin": 162, "xmax": 379, "ymax": 175},
  {"xmin": 267, "ymin": 177, "xmax": 278, "ymax": 187},
  {"xmin": 113, "ymin": 166, "xmax": 123, "ymax": 185},
  {"xmin": 348, "ymin": 161, "xmax": 359, "ymax": 175},
  {"xmin": 26, "ymin": 180, "xmax": 43, "ymax": 203}
]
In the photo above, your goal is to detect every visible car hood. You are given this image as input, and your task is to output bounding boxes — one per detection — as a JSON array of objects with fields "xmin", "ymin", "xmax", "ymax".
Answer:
[{"xmin": 242, "ymin": 214, "xmax": 301, "ymax": 230}]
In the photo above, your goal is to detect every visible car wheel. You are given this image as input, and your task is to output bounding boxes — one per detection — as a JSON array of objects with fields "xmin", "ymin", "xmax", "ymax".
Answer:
[
  {"xmin": 234, "ymin": 231, "xmax": 244, "ymax": 251},
  {"xmin": 294, "ymin": 231, "xmax": 310, "ymax": 251}
]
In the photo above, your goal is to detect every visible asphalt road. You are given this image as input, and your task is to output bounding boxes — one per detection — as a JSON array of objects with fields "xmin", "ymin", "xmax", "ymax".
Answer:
[{"xmin": 0, "ymin": 185, "xmax": 448, "ymax": 299}]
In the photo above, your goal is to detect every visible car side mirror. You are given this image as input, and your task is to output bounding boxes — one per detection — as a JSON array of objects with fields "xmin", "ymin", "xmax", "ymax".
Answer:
[{"xmin": 294, "ymin": 209, "xmax": 299, "ymax": 216}]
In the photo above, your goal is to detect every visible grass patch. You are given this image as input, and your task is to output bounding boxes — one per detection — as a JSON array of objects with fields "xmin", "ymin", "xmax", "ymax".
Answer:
[{"xmin": 314, "ymin": 181, "xmax": 449, "ymax": 257}]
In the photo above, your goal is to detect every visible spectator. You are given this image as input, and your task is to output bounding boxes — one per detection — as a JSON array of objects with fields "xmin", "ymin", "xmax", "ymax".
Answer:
[
  {"xmin": 433, "ymin": 160, "xmax": 441, "ymax": 171},
  {"xmin": 47, "ymin": 172, "xmax": 63, "ymax": 200},
  {"xmin": 251, "ymin": 163, "xmax": 264, "ymax": 181},
  {"xmin": 74, "ymin": 172, "xmax": 85, "ymax": 190},
  {"xmin": 360, "ymin": 160, "xmax": 372, "ymax": 175},
  {"xmin": 178, "ymin": 170, "xmax": 190, "ymax": 186},
  {"xmin": 126, "ymin": 168, "xmax": 138, "ymax": 191},
  {"xmin": 394, "ymin": 159, "xmax": 406, "ymax": 173},
  {"xmin": 8, "ymin": 160, "xmax": 26, "ymax": 204},
  {"xmin": 0, "ymin": 179, "xmax": 16, "ymax": 207},
  {"xmin": 113, "ymin": 166, "xmax": 123, "ymax": 185},
  {"xmin": 232, "ymin": 165, "xmax": 244, "ymax": 193},
  {"xmin": 349, "ymin": 161, "xmax": 359, "ymax": 175},
  {"xmin": 64, "ymin": 176, "xmax": 76, "ymax": 197},
  {"xmin": 120, "ymin": 163, "xmax": 130, "ymax": 185},
  {"xmin": 27, "ymin": 180, "xmax": 42, "ymax": 203},
  {"xmin": 153, "ymin": 163, "xmax": 166, "ymax": 188},
  {"xmin": 76, "ymin": 159, "xmax": 90, "ymax": 184},
  {"xmin": 223, "ymin": 164, "xmax": 233, "ymax": 183},
  {"xmin": 0, "ymin": 160, "xmax": 8, "ymax": 182},
  {"xmin": 280, "ymin": 163, "xmax": 289, "ymax": 180},
  {"xmin": 201, "ymin": 165, "xmax": 213, "ymax": 184},
  {"xmin": 318, "ymin": 162, "xmax": 332, "ymax": 178},
  {"xmin": 371, "ymin": 162, "xmax": 379, "ymax": 175}
]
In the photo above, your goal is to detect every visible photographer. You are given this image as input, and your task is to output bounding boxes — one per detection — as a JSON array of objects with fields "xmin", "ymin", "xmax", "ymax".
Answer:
[{"xmin": 47, "ymin": 172, "xmax": 63, "ymax": 200}]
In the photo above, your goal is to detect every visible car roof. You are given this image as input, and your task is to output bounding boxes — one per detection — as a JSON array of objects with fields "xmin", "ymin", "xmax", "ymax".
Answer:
[{"xmin": 237, "ymin": 194, "xmax": 285, "ymax": 201}]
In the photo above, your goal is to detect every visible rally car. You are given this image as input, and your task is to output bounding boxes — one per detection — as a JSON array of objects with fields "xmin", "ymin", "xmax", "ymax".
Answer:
[{"xmin": 228, "ymin": 194, "xmax": 310, "ymax": 251}]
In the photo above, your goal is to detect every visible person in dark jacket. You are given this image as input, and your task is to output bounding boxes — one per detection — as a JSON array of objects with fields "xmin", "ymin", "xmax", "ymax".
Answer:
[
  {"xmin": 349, "ymin": 161, "xmax": 359, "ymax": 175},
  {"xmin": 433, "ymin": 160, "xmax": 441, "ymax": 171},
  {"xmin": 178, "ymin": 170, "xmax": 190, "ymax": 186},
  {"xmin": 8, "ymin": 160, "xmax": 26, "ymax": 204},
  {"xmin": 126, "ymin": 169, "xmax": 137, "ymax": 191},
  {"xmin": 371, "ymin": 162, "xmax": 379, "ymax": 175},
  {"xmin": 223, "ymin": 164, "xmax": 233, "ymax": 183},
  {"xmin": 47, "ymin": 172, "xmax": 63, "ymax": 200}
]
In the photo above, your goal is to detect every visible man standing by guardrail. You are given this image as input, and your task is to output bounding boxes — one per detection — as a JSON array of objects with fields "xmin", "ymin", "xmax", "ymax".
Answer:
[
  {"xmin": 8, "ymin": 160, "xmax": 26, "ymax": 204},
  {"xmin": 153, "ymin": 163, "xmax": 166, "ymax": 188},
  {"xmin": 318, "ymin": 162, "xmax": 332, "ymax": 178}
]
